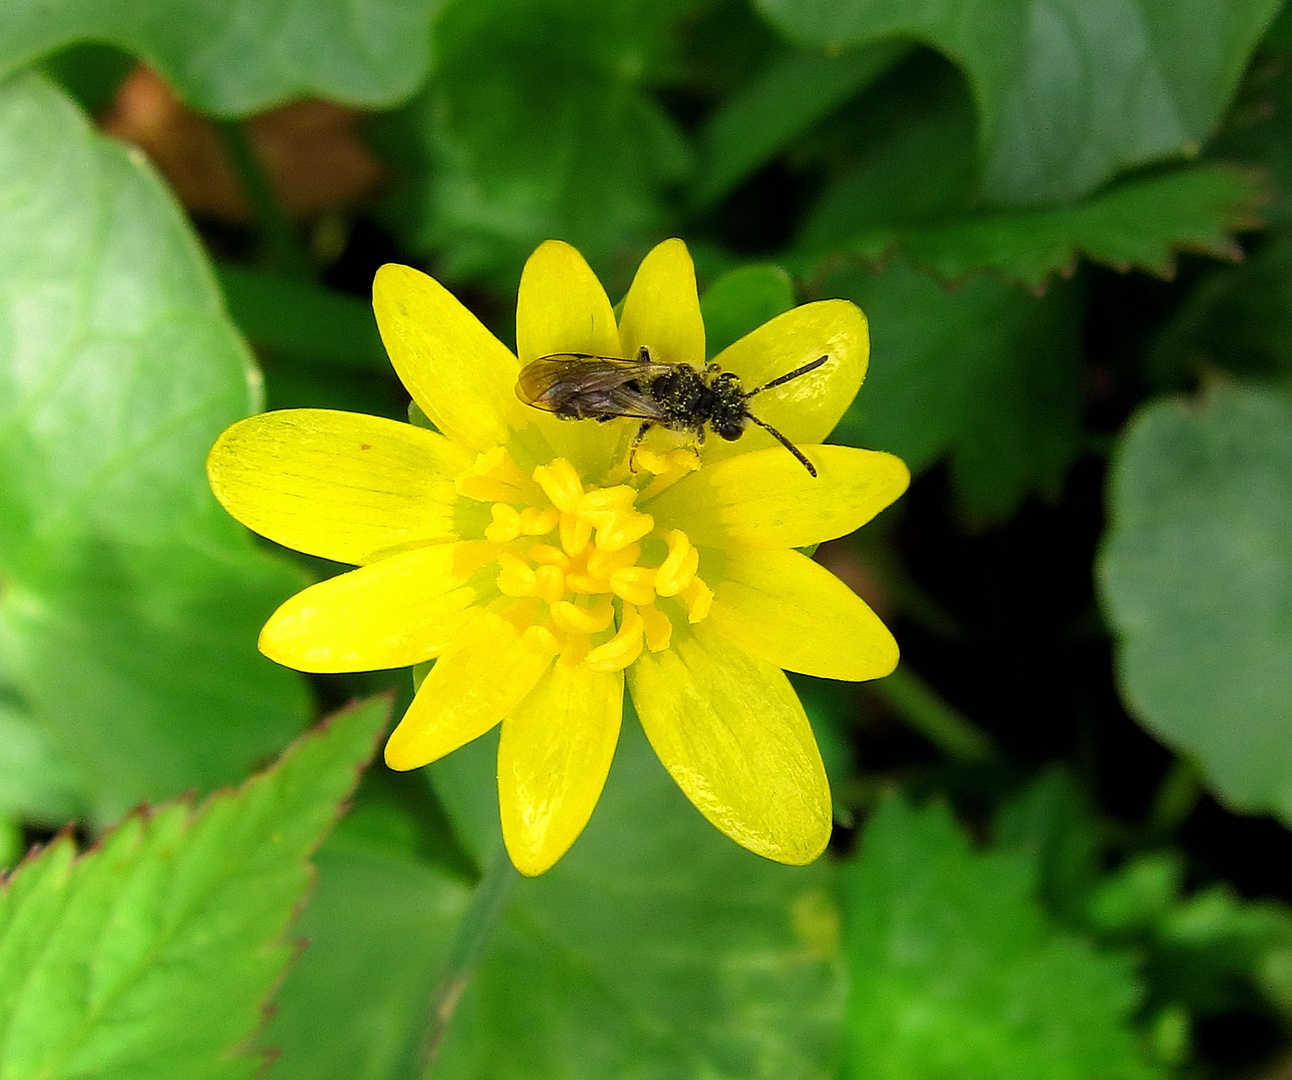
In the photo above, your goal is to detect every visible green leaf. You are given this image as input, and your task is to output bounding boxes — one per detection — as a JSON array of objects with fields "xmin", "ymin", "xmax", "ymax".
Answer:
[
  {"xmin": 272, "ymin": 719, "xmax": 842, "ymax": 1079},
  {"xmin": 1099, "ymin": 383, "xmax": 1292, "ymax": 821},
  {"xmin": 828, "ymin": 260, "xmax": 1083, "ymax": 520},
  {"xmin": 264, "ymin": 830, "xmax": 465, "ymax": 1080},
  {"xmin": 700, "ymin": 263, "xmax": 797, "ymax": 357},
  {"xmin": 0, "ymin": 74, "xmax": 310, "ymax": 822},
  {"xmin": 0, "ymin": 692, "xmax": 82, "ymax": 823},
  {"xmin": 215, "ymin": 265, "xmax": 387, "ymax": 372},
  {"xmin": 691, "ymin": 42, "xmax": 906, "ymax": 211},
  {"xmin": 885, "ymin": 164, "xmax": 1265, "ymax": 292},
  {"xmin": 0, "ymin": 696, "xmax": 388, "ymax": 1080},
  {"xmin": 842, "ymin": 796, "xmax": 1159, "ymax": 1080},
  {"xmin": 0, "ymin": 0, "xmax": 440, "ymax": 115},
  {"xmin": 375, "ymin": 0, "xmax": 692, "ymax": 286},
  {"xmin": 754, "ymin": 0, "xmax": 1281, "ymax": 205}
]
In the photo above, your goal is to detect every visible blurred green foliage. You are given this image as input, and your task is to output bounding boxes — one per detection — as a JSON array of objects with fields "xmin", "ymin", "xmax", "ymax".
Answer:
[{"xmin": 1, "ymin": 0, "xmax": 1292, "ymax": 1077}]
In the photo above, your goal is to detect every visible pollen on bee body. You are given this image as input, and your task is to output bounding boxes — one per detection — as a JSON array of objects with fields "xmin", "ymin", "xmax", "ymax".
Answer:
[{"xmin": 456, "ymin": 448, "xmax": 712, "ymax": 673}]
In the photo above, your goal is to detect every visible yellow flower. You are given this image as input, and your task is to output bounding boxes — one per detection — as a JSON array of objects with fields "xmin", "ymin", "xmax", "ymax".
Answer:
[{"xmin": 207, "ymin": 239, "xmax": 908, "ymax": 875}]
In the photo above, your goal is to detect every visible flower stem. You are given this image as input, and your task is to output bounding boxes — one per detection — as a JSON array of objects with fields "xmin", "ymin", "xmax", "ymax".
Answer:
[
  {"xmin": 419, "ymin": 846, "xmax": 519, "ymax": 1076},
  {"xmin": 214, "ymin": 119, "xmax": 313, "ymax": 280},
  {"xmin": 1148, "ymin": 756, "xmax": 1203, "ymax": 838},
  {"xmin": 871, "ymin": 664, "xmax": 998, "ymax": 763}
]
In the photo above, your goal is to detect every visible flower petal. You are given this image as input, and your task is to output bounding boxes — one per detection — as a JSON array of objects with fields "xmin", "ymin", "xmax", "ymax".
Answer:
[
  {"xmin": 373, "ymin": 263, "xmax": 527, "ymax": 451},
  {"xmin": 385, "ymin": 610, "xmax": 553, "ymax": 771},
  {"xmin": 258, "ymin": 542, "xmax": 491, "ymax": 673},
  {"xmin": 647, "ymin": 444, "xmax": 910, "ymax": 549},
  {"xmin": 618, "ymin": 238, "xmax": 705, "ymax": 367},
  {"xmin": 498, "ymin": 660, "xmax": 623, "ymax": 875},
  {"xmin": 514, "ymin": 240, "xmax": 628, "ymax": 476},
  {"xmin": 627, "ymin": 623, "xmax": 831, "ymax": 864},
  {"xmin": 516, "ymin": 240, "xmax": 622, "ymax": 362},
  {"xmin": 207, "ymin": 408, "xmax": 470, "ymax": 564},
  {"xmin": 707, "ymin": 547, "xmax": 898, "ymax": 680},
  {"xmin": 704, "ymin": 300, "xmax": 868, "ymax": 466}
]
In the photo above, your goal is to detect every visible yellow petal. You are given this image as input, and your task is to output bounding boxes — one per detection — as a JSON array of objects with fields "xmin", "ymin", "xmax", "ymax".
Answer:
[
  {"xmin": 627, "ymin": 623, "xmax": 831, "ymax": 864},
  {"xmin": 707, "ymin": 547, "xmax": 898, "ymax": 680},
  {"xmin": 704, "ymin": 300, "xmax": 868, "ymax": 467},
  {"xmin": 208, "ymin": 409, "xmax": 470, "ymax": 564},
  {"xmin": 373, "ymin": 263, "xmax": 526, "ymax": 451},
  {"xmin": 515, "ymin": 241, "xmax": 627, "ymax": 476},
  {"xmin": 498, "ymin": 660, "xmax": 623, "ymax": 875},
  {"xmin": 618, "ymin": 238, "xmax": 705, "ymax": 367},
  {"xmin": 385, "ymin": 610, "xmax": 553, "ymax": 771},
  {"xmin": 258, "ymin": 542, "xmax": 490, "ymax": 673},
  {"xmin": 647, "ymin": 444, "xmax": 910, "ymax": 549},
  {"xmin": 516, "ymin": 240, "xmax": 621, "ymax": 362}
]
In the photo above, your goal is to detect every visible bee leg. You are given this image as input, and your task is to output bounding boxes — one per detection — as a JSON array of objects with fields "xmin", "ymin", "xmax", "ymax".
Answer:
[{"xmin": 627, "ymin": 421, "xmax": 653, "ymax": 473}]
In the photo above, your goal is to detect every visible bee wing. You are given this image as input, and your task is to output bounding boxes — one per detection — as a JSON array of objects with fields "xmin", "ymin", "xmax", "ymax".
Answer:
[{"xmin": 516, "ymin": 353, "xmax": 673, "ymax": 420}]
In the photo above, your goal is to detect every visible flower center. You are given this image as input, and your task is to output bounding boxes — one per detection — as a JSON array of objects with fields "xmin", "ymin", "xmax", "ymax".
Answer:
[{"xmin": 455, "ymin": 448, "xmax": 712, "ymax": 672}]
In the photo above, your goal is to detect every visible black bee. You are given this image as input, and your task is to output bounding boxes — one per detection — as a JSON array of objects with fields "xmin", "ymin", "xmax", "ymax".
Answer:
[{"xmin": 516, "ymin": 347, "xmax": 827, "ymax": 477}]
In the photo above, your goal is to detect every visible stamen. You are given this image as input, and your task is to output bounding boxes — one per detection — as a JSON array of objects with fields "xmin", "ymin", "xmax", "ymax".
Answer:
[
  {"xmin": 595, "ymin": 510, "xmax": 654, "ymax": 552},
  {"xmin": 639, "ymin": 603, "xmax": 673, "ymax": 652},
  {"xmin": 586, "ymin": 543, "xmax": 640, "ymax": 580},
  {"xmin": 519, "ymin": 506, "xmax": 559, "ymax": 535},
  {"xmin": 550, "ymin": 597, "xmax": 615, "ymax": 634},
  {"xmin": 533, "ymin": 459, "xmax": 583, "ymax": 513},
  {"xmin": 533, "ymin": 564, "xmax": 566, "ymax": 604},
  {"xmin": 528, "ymin": 544, "xmax": 570, "ymax": 568},
  {"xmin": 559, "ymin": 512, "xmax": 594, "ymax": 556},
  {"xmin": 654, "ymin": 529, "xmax": 699, "ymax": 596},
  {"xmin": 585, "ymin": 605, "xmax": 645, "ymax": 673},
  {"xmin": 456, "ymin": 446, "xmax": 536, "ymax": 502},
  {"xmin": 680, "ymin": 576, "xmax": 714, "ymax": 623},
  {"xmin": 609, "ymin": 566, "xmax": 656, "ymax": 606},
  {"xmin": 484, "ymin": 503, "xmax": 521, "ymax": 543}
]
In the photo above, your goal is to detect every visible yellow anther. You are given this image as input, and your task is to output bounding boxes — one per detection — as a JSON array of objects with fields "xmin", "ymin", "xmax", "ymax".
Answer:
[
  {"xmin": 585, "ymin": 605, "xmax": 645, "ymax": 673},
  {"xmin": 565, "ymin": 571, "xmax": 612, "ymax": 594},
  {"xmin": 680, "ymin": 576, "xmax": 714, "ymax": 623},
  {"xmin": 595, "ymin": 510, "xmax": 654, "ymax": 552},
  {"xmin": 586, "ymin": 542, "xmax": 640, "ymax": 581},
  {"xmin": 533, "ymin": 458, "xmax": 583, "ymax": 513},
  {"xmin": 495, "ymin": 552, "xmax": 537, "ymax": 597},
  {"xmin": 528, "ymin": 544, "xmax": 570, "ymax": 569},
  {"xmin": 522, "ymin": 624, "xmax": 561, "ymax": 656},
  {"xmin": 576, "ymin": 485, "xmax": 637, "ymax": 528},
  {"xmin": 639, "ymin": 603, "xmax": 673, "ymax": 652},
  {"xmin": 484, "ymin": 503, "xmax": 522, "ymax": 543},
  {"xmin": 635, "ymin": 446, "xmax": 701, "ymax": 475},
  {"xmin": 560, "ymin": 511, "xmax": 593, "ymax": 556},
  {"xmin": 550, "ymin": 597, "xmax": 615, "ymax": 634},
  {"xmin": 519, "ymin": 506, "xmax": 560, "ymax": 535},
  {"xmin": 609, "ymin": 566, "xmax": 656, "ymax": 606},
  {"xmin": 533, "ymin": 564, "xmax": 566, "ymax": 604},
  {"xmin": 456, "ymin": 446, "xmax": 534, "ymax": 502},
  {"xmin": 654, "ymin": 529, "xmax": 700, "ymax": 596}
]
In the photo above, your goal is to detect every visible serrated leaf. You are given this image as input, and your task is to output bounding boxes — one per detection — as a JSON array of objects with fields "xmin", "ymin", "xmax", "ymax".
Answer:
[
  {"xmin": 0, "ymin": 0, "xmax": 440, "ymax": 115},
  {"xmin": 842, "ymin": 796, "xmax": 1159, "ymax": 1080},
  {"xmin": 263, "ymin": 833, "xmax": 465, "ymax": 1080},
  {"xmin": 895, "ymin": 164, "xmax": 1264, "ymax": 291},
  {"xmin": 374, "ymin": 0, "xmax": 692, "ymax": 286},
  {"xmin": 270, "ymin": 718, "xmax": 842, "ymax": 1079},
  {"xmin": 755, "ymin": 0, "xmax": 1280, "ymax": 206},
  {"xmin": 1099, "ymin": 383, "xmax": 1292, "ymax": 822},
  {"xmin": 0, "ymin": 696, "xmax": 388, "ymax": 1080},
  {"xmin": 828, "ymin": 260, "xmax": 1083, "ymax": 521},
  {"xmin": 0, "ymin": 74, "xmax": 310, "ymax": 822}
]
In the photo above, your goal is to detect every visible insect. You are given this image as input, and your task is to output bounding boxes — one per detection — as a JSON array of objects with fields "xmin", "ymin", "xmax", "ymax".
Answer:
[{"xmin": 516, "ymin": 347, "xmax": 827, "ymax": 477}]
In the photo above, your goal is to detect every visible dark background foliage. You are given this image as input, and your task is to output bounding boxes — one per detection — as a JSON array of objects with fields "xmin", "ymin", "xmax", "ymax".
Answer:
[{"xmin": 2, "ymin": 1, "xmax": 1292, "ymax": 1077}]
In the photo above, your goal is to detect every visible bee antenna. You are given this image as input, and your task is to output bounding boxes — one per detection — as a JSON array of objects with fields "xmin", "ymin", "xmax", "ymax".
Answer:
[
  {"xmin": 746, "ymin": 355, "xmax": 828, "ymax": 398},
  {"xmin": 744, "ymin": 412, "xmax": 817, "ymax": 478}
]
